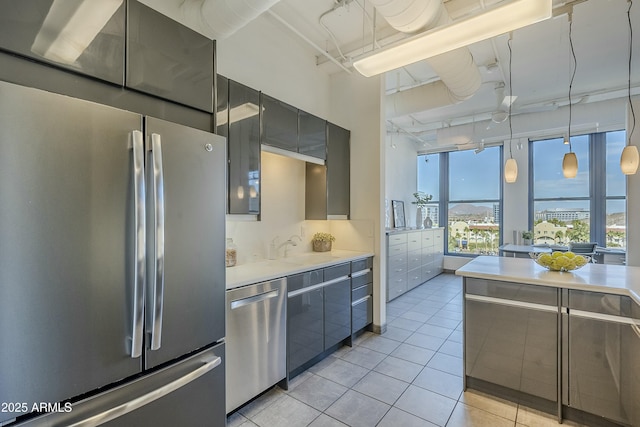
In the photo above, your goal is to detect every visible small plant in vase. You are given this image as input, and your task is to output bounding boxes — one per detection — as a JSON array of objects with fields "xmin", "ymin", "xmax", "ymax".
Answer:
[
  {"xmin": 522, "ymin": 230, "xmax": 533, "ymax": 245},
  {"xmin": 412, "ymin": 192, "xmax": 433, "ymax": 228},
  {"xmin": 312, "ymin": 232, "xmax": 335, "ymax": 252}
]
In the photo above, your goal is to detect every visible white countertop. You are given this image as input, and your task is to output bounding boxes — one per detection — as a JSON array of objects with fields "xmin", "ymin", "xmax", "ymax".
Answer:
[
  {"xmin": 456, "ymin": 256, "xmax": 640, "ymax": 305},
  {"xmin": 225, "ymin": 250, "xmax": 374, "ymax": 290}
]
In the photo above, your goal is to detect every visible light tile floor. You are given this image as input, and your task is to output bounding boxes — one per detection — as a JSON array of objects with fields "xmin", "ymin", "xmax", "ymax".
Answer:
[{"xmin": 227, "ymin": 273, "xmax": 585, "ymax": 427}]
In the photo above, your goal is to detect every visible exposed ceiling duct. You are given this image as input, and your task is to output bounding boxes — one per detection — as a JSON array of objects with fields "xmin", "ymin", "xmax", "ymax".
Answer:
[
  {"xmin": 138, "ymin": 0, "xmax": 282, "ymax": 39},
  {"xmin": 368, "ymin": 0, "xmax": 482, "ymax": 118}
]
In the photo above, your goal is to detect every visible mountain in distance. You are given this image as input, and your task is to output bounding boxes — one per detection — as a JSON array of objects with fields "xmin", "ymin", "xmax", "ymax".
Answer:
[{"xmin": 449, "ymin": 203, "xmax": 492, "ymax": 216}]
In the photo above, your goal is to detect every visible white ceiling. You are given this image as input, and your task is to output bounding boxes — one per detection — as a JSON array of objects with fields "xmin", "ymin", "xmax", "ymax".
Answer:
[
  {"xmin": 147, "ymin": 0, "xmax": 639, "ymax": 150},
  {"xmin": 265, "ymin": 0, "xmax": 639, "ymax": 148}
]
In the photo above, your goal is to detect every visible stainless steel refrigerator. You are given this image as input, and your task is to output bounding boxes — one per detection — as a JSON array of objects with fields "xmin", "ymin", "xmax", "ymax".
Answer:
[{"xmin": 0, "ymin": 80, "xmax": 226, "ymax": 426}]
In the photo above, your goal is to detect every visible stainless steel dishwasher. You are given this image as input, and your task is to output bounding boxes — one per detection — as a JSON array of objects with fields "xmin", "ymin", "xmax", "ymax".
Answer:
[{"xmin": 225, "ymin": 278, "xmax": 287, "ymax": 414}]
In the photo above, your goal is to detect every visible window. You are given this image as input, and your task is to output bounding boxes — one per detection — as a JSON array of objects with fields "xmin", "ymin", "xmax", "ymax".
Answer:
[
  {"xmin": 447, "ymin": 147, "xmax": 501, "ymax": 255},
  {"xmin": 531, "ymin": 131, "xmax": 626, "ymax": 248}
]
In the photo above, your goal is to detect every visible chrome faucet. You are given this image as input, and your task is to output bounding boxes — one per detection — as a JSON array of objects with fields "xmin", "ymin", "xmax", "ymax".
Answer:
[{"xmin": 278, "ymin": 235, "xmax": 301, "ymax": 258}]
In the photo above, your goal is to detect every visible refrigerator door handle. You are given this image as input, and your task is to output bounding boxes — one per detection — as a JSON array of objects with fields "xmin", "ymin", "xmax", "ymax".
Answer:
[
  {"xmin": 149, "ymin": 133, "xmax": 166, "ymax": 351},
  {"xmin": 67, "ymin": 356, "xmax": 222, "ymax": 427},
  {"xmin": 131, "ymin": 130, "xmax": 146, "ymax": 358}
]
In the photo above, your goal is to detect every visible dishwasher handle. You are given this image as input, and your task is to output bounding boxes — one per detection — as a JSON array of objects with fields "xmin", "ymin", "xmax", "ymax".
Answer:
[{"xmin": 230, "ymin": 290, "xmax": 280, "ymax": 310}]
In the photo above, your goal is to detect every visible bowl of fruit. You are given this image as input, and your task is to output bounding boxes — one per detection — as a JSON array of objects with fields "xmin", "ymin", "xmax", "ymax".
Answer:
[{"xmin": 530, "ymin": 251, "xmax": 589, "ymax": 272}]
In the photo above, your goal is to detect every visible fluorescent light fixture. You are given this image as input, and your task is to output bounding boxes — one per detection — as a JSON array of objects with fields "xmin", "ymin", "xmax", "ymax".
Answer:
[
  {"xmin": 353, "ymin": 0, "xmax": 552, "ymax": 77},
  {"xmin": 218, "ymin": 103, "xmax": 262, "ymax": 126},
  {"xmin": 31, "ymin": 0, "xmax": 122, "ymax": 65}
]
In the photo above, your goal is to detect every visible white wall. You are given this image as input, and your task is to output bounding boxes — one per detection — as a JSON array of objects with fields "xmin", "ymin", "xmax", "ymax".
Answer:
[
  {"xmin": 385, "ymin": 133, "xmax": 421, "ymax": 228},
  {"xmin": 217, "ymin": 14, "xmax": 330, "ymax": 118}
]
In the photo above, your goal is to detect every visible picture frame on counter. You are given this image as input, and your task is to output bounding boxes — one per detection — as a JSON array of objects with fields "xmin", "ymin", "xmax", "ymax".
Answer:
[{"xmin": 391, "ymin": 200, "xmax": 405, "ymax": 229}]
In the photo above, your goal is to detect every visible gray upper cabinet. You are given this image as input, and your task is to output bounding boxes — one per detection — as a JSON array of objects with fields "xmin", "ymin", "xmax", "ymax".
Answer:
[
  {"xmin": 126, "ymin": 0, "xmax": 214, "ymax": 112},
  {"xmin": 305, "ymin": 122, "xmax": 350, "ymax": 219},
  {"xmin": 299, "ymin": 111, "xmax": 326, "ymax": 160},
  {"xmin": 327, "ymin": 123, "xmax": 350, "ymax": 217},
  {"xmin": 0, "ymin": 0, "xmax": 126, "ymax": 85},
  {"xmin": 226, "ymin": 79, "xmax": 261, "ymax": 215},
  {"xmin": 261, "ymin": 94, "xmax": 298, "ymax": 152}
]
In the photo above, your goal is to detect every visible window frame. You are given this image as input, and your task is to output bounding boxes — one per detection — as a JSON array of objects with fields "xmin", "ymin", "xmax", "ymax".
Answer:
[{"xmin": 529, "ymin": 130, "xmax": 626, "ymax": 248}]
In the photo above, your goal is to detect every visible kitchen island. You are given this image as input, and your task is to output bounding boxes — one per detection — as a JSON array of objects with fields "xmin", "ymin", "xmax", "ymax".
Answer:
[{"xmin": 456, "ymin": 256, "xmax": 640, "ymax": 426}]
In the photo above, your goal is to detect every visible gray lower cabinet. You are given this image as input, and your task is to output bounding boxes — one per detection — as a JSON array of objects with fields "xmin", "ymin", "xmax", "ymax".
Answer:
[
  {"xmin": 324, "ymin": 277, "xmax": 351, "ymax": 349},
  {"xmin": 287, "ymin": 260, "xmax": 371, "ymax": 378},
  {"xmin": 464, "ymin": 278, "xmax": 640, "ymax": 425},
  {"xmin": 464, "ymin": 278, "xmax": 559, "ymax": 404},
  {"xmin": 287, "ymin": 269, "xmax": 324, "ymax": 376},
  {"xmin": 563, "ymin": 290, "xmax": 640, "ymax": 426},
  {"xmin": 351, "ymin": 257, "xmax": 374, "ymax": 334}
]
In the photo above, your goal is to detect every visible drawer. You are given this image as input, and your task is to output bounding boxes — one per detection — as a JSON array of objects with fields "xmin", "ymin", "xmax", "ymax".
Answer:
[
  {"xmin": 567, "ymin": 290, "xmax": 637, "ymax": 318},
  {"xmin": 352, "ymin": 282, "xmax": 373, "ymax": 301},
  {"xmin": 433, "ymin": 229, "xmax": 444, "ymax": 245},
  {"xmin": 287, "ymin": 269, "xmax": 323, "ymax": 292},
  {"xmin": 466, "ymin": 278, "xmax": 558, "ymax": 306},
  {"xmin": 422, "ymin": 229, "xmax": 434, "ymax": 247},
  {"xmin": 407, "ymin": 268, "xmax": 423, "ymax": 290},
  {"xmin": 407, "ymin": 250, "xmax": 422, "ymax": 271},
  {"xmin": 422, "ymin": 251, "xmax": 434, "ymax": 265},
  {"xmin": 387, "ymin": 242, "xmax": 407, "ymax": 257},
  {"xmin": 351, "ymin": 257, "xmax": 373, "ymax": 274},
  {"xmin": 352, "ymin": 295, "xmax": 372, "ymax": 332},
  {"xmin": 351, "ymin": 270, "xmax": 373, "ymax": 289},
  {"xmin": 388, "ymin": 253, "xmax": 407, "ymax": 272},
  {"xmin": 324, "ymin": 263, "xmax": 350, "ymax": 281},
  {"xmin": 388, "ymin": 233, "xmax": 407, "ymax": 246},
  {"xmin": 422, "ymin": 263, "xmax": 436, "ymax": 282},
  {"xmin": 407, "ymin": 234, "xmax": 422, "ymax": 251},
  {"xmin": 387, "ymin": 275, "xmax": 407, "ymax": 300}
]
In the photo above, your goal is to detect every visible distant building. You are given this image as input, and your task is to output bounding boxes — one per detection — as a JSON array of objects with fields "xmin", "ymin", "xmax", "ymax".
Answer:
[
  {"xmin": 493, "ymin": 204, "xmax": 500, "ymax": 223},
  {"xmin": 535, "ymin": 208, "xmax": 590, "ymax": 222},
  {"xmin": 534, "ymin": 221, "xmax": 567, "ymax": 244}
]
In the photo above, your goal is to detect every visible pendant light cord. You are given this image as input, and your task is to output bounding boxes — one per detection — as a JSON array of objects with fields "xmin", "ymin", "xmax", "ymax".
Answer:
[
  {"xmin": 508, "ymin": 34, "xmax": 514, "ymax": 159},
  {"xmin": 628, "ymin": 0, "xmax": 636, "ymax": 146},
  {"xmin": 568, "ymin": 12, "xmax": 577, "ymax": 153}
]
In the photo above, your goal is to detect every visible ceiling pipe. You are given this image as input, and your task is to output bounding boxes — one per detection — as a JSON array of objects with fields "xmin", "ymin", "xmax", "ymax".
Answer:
[
  {"xmin": 138, "ymin": 0, "xmax": 282, "ymax": 39},
  {"xmin": 368, "ymin": 0, "xmax": 482, "ymax": 118}
]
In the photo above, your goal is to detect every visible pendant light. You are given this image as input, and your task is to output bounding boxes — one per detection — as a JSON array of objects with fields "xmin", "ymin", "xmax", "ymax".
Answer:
[
  {"xmin": 621, "ymin": 0, "xmax": 638, "ymax": 175},
  {"xmin": 504, "ymin": 34, "xmax": 518, "ymax": 183},
  {"xmin": 562, "ymin": 12, "xmax": 578, "ymax": 179}
]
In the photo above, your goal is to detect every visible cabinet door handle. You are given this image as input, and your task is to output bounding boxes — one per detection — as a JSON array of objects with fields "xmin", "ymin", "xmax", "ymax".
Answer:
[
  {"xmin": 569, "ymin": 309, "xmax": 640, "ymax": 326},
  {"xmin": 465, "ymin": 294, "xmax": 558, "ymax": 313}
]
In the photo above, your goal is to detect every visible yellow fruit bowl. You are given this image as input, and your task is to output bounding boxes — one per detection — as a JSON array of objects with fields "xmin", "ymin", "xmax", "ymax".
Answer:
[{"xmin": 530, "ymin": 251, "xmax": 589, "ymax": 272}]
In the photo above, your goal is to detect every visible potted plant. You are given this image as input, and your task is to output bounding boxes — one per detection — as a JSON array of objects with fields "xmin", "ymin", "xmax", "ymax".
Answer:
[
  {"xmin": 522, "ymin": 230, "xmax": 533, "ymax": 245},
  {"xmin": 411, "ymin": 192, "xmax": 433, "ymax": 228},
  {"xmin": 312, "ymin": 232, "xmax": 335, "ymax": 252}
]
